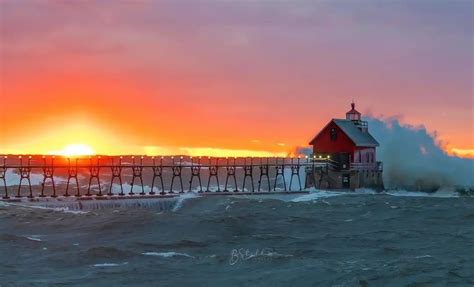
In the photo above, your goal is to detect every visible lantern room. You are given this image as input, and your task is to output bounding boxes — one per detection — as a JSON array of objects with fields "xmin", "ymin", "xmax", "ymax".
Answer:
[{"xmin": 346, "ymin": 102, "xmax": 361, "ymax": 121}]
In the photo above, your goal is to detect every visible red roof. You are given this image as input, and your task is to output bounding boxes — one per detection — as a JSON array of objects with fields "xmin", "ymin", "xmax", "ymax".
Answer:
[{"xmin": 309, "ymin": 119, "xmax": 379, "ymax": 147}]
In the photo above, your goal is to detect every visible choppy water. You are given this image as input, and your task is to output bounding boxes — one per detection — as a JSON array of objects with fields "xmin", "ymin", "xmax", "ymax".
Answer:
[{"xmin": 1, "ymin": 190, "xmax": 473, "ymax": 286}]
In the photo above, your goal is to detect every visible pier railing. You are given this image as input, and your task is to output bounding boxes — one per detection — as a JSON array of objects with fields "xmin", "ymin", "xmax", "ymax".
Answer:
[
  {"xmin": 350, "ymin": 161, "xmax": 383, "ymax": 171},
  {"xmin": 0, "ymin": 155, "xmax": 337, "ymax": 199}
]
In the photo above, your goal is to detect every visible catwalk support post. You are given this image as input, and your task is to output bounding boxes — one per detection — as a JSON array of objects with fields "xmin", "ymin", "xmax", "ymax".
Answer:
[
  {"xmin": 109, "ymin": 156, "xmax": 123, "ymax": 196},
  {"xmin": 170, "ymin": 156, "xmax": 184, "ymax": 193},
  {"xmin": 224, "ymin": 157, "xmax": 238, "ymax": 192},
  {"xmin": 242, "ymin": 157, "xmax": 254, "ymax": 192},
  {"xmin": 16, "ymin": 156, "xmax": 32, "ymax": 198},
  {"xmin": 87, "ymin": 156, "xmax": 101, "ymax": 196},
  {"xmin": 289, "ymin": 157, "xmax": 302, "ymax": 191},
  {"xmin": 206, "ymin": 157, "xmax": 220, "ymax": 192},
  {"xmin": 40, "ymin": 156, "xmax": 56, "ymax": 197},
  {"xmin": 0, "ymin": 156, "xmax": 8, "ymax": 199},
  {"xmin": 273, "ymin": 157, "xmax": 286, "ymax": 191},
  {"xmin": 151, "ymin": 156, "xmax": 165, "ymax": 195},
  {"xmin": 130, "ymin": 156, "xmax": 145, "ymax": 195},
  {"xmin": 258, "ymin": 157, "xmax": 271, "ymax": 191},
  {"xmin": 189, "ymin": 157, "xmax": 202, "ymax": 192},
  {"xmin": 65, "ymin": 158, "xmax": 80, "ymax": 197}
]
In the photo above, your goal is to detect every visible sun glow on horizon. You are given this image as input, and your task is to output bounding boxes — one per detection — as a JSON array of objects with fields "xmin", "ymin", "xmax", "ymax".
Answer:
[
  {"xmin": 449, "ymin": 148, "xmax": 474, "ymax": 159},
  {"xmin": 49, "ymin": 144, "xmax": 96, "ymax": 157},
  {"xmin": 177, "ymin": 147, "xmax": 288, "ymax": 158}
]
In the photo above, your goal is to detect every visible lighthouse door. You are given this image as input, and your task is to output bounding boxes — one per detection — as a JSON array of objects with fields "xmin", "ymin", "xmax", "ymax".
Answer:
[
  {"xmin": 340, "ymin": 153, "xmax": 350, "ymax": 170},
  {"xmin": 342, "ymin": 174, "xmax": 350, "ymax": 189}
]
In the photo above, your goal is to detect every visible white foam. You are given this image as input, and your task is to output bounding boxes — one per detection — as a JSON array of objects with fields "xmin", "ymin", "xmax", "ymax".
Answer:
[
  {"xmin": 172, "ymin": 192, "xmax": 201, "ymax": 212},
  {"xmin": 430, "ymin": 189, "xmax": 462, "ymax": 198},
  {"xmin": 355, "ymin": 188, "xmax": 462, "ymax": 198},
  {"xmin": 6, "ymin": 202, "xmax": 88, "ymax": 214},
  {"xmin": 26, "ymin": 235, "xmax": 42, "ymax": 242},
  {"xmin": 384, "ymin": 189, "xmax": 460, "ymax": 198},
  {"xmin": 92, "ymin": 262, "xmax": 128, "ymax": 267},
  {"xmin": 291, "ymin": 190, "xmax": 344, "ymax": 202},
  {"xmin": 142, "ymin": 251, "xmax": 194, "ymax": 258},
  {"xmin": 385, "ymin": 190, "xmax": 430, "ymax": 197},
  {"xmin": 2, "ymin": 196, "xmax": 180, "ymax": 212},
  {"xmin": 354, "ymin": 188, "xmax": 378, "ymax": 195},
  {"xmin": 415, "ymin": 255, "xmax": 433, "ymax": 259},
  {"xmin": 367, "ymin": 117, "xmax": 474, "ymax": 188}
]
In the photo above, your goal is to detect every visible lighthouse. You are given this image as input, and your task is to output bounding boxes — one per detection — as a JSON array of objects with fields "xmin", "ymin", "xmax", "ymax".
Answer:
[{"xmin": 307, "ymin": 102, "xmax": 383, "ymax": 189}]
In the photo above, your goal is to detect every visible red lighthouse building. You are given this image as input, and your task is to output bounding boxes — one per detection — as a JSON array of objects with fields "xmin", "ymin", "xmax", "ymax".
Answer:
[{"xmin": 307, "ymin": 102, "xmax": 382, "ymax": 189}]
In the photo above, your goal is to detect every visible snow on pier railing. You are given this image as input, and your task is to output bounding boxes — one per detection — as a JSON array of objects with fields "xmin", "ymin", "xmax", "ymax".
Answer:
[{"xmin": 0, "ymin": 155, "xmax": 335, "ymax": 199}]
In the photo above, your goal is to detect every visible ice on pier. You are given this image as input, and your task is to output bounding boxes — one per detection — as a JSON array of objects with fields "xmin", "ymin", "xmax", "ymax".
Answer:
[{"xmin": 4, "ymin": 195, "xmax": 183, "ymax": 212}]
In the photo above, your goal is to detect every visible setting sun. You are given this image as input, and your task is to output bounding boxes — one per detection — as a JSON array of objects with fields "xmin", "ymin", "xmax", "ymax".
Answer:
[{"xmin": 52, "ymin": 144, "xmax": 96, "ymax": 157}]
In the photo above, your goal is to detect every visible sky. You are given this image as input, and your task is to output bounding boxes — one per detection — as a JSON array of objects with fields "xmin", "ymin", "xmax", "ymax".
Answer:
[{"xmin": 0, "ymin": 0, "xmax": 472, "ymax": 157}]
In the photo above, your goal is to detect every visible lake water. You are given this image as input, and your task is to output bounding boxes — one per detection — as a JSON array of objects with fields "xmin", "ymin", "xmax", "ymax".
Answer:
[{"xmin": 0, "ymin": 190, "xmax": 473, "ymax": 286}]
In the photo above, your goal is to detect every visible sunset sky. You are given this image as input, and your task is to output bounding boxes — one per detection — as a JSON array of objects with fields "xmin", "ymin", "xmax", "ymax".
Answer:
[{"xmin": 1, "ymin": 0, "xmax": 472, "ymax": 157}]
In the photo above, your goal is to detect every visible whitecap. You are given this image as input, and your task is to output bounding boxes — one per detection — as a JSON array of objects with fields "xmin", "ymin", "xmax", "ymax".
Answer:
[
  {"xmin": 385, "ymin": 189, "xmax": 460, "ymax": 198},
  {"xmin": 142, "ymin": 251, "xmax": 194, "ymax": 258},
  {"xmin": 291, "ymin": 190, "xmax": 344, "ymax": 202},
  {"xmin": 7, "ymin": 203, "xmax": 88, "ymax": 214},
  {"xmin": 415, "ymin": 255, "xmax": 433, "ymax": 259},
  {"xmin": 92, "ymin": 262, "xmax": 128, "ymax": 267},
  {"xmin": 172, "ymin": 192, "xmax": 201, "ymax": 212},
  {"xmin": 26, "ymin": 235, "xmax": 42, "ymax": 242},
  {"xmin": 385, "ymin": 190, "xmax": 430, "ymax": 197}
]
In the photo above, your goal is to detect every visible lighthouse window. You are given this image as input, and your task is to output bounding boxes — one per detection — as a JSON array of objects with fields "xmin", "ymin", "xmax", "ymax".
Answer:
[{"xmin": 330, "ymin": 128, "xmax": 337, "ymax": 141}]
